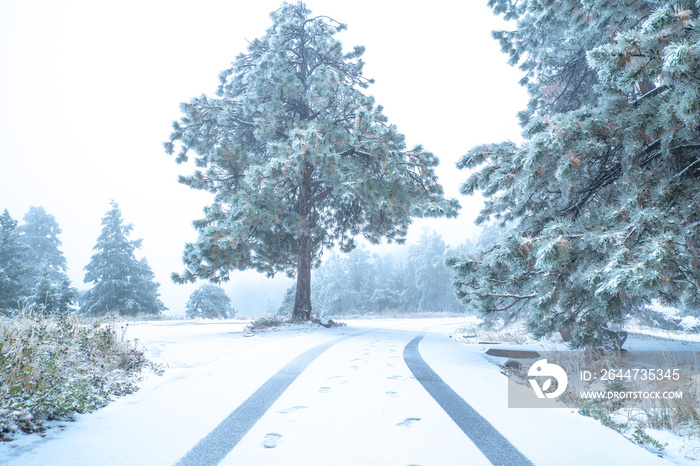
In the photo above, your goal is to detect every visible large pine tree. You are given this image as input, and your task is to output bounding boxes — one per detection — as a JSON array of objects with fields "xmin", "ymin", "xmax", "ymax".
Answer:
[
  {"xmin": 450, "ymin": 1, "xmax": 700, "ymax": 347},
  {"xmin": 166, "ymin": 2, "xmax": 458, "ymax": 320},
  {"xmin": 82, "ymin": 202, "xmax": 166, "ymax": 316}
]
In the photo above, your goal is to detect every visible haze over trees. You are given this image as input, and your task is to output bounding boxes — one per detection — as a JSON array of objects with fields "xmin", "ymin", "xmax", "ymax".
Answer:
[
  {"xmin": 166, "ymin": 2, "xmax": 459, "ymax": 321},
  {"xmin": 449, "ymin": 1, "xmax": 700, "ymax": 347},
  {"xmin": 279, "ymin": 232, "xmax": 465, "ymax": 316},
  {"xmin": 81, "ymin": 202, "xmax": 166, "ymax": 317}
]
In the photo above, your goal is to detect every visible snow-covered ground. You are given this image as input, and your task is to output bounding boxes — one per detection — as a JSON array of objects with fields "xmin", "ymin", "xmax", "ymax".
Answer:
[{"xmin": 0, "ymin": 318, "xmax": 696, "ymax": 465}]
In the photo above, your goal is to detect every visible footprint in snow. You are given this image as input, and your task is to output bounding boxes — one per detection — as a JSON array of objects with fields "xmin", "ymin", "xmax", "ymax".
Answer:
[
  {"xmin": 277, "ymin": 405, "xmax": 307, "ymax": 414},
  {"xmin": 263, "ymin": 433, "xmax": 282, "ymax": 448},
  {"xmin": 386, "ymin": 391, "xmax": 399, "ymax": 398},
  {"xmin": 396, "ymin": 418, "xmax": 421, "ymax": 428},
  {"xmin": 387, "ymin": 375, "xmax": 402, "ymax": 380},
  {"xmin": 319, "ymin": 386, "xmax": 331, "ymax": 393}
]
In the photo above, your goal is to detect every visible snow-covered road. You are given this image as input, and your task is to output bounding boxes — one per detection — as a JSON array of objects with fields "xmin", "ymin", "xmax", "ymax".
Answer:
[{"xmin": 0, "ymin": 318, "xmax": 677, "ymax": 465}]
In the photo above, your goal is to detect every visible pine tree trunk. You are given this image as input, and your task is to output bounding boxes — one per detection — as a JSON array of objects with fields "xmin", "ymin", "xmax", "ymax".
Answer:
[
  {"xmin": 293, "ymin": 233, "xmax": 312, "ymax": 321},
  {"xmin": 293, "ymin": 165, "xmax": 313, "ymax": 321}
]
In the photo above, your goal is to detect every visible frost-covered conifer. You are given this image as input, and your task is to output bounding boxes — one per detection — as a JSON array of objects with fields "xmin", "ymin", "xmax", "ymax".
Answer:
[
  {"xmin": 297, "ymin": 233, "xmax": 462, "ymax": 316},
  {"xmin": 408, "ymin": 232, "xmax": 462, "ymax": 313},
  {"xmin": 166, "ymin": 2, "xmax": 459, "ymax": 320},
  {"xmin": 27, "ymin": 261, "xmax": 76, "ymax": 315},
  {"xmin": 17, "ymin": 206, "xmax": 76, "ymax": 313},
  {"xmin": 0, "ymin": 210, "xmax": 30, "ymax": 312},
  {"xmin": 450, "ymin": 1, "xmax": 700, "ymax": 347},
  {"xmin": 17, "ymin": 206, "xmax": 68, "ymax": 283},
  {"xmin": 82, "ymin": 202, "xmax": 166, "ymax": 316},
  {"xmin": 185, "ymin": 284, "xmax": 235, "ymax": 319}
]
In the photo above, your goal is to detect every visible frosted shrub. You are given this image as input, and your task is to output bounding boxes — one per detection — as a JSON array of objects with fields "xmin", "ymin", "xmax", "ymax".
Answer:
[{"xmin": 0, "ymin": 314, "xmax": 148, "ymax": 438}]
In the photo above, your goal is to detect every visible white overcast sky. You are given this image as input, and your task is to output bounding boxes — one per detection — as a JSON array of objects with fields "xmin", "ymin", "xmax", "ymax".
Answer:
[{"xmin": 0, "ymin": 0, "xmax": 527, "ymax": 316}]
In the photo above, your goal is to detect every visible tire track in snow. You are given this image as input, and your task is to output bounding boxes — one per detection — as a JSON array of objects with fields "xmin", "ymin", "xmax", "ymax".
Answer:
[
  {"xmin": 403, "ymin": 333, "xmax": 533, "ymax": 466},
  {"xmin": 176, "ymin": 333, "xmax": 357, "ymax": 466}
]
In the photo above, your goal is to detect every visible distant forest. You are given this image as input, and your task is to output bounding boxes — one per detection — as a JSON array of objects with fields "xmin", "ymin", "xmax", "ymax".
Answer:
[{"xmin": 278, "ymin": 232, "xmax": 473, "ymax": 317}]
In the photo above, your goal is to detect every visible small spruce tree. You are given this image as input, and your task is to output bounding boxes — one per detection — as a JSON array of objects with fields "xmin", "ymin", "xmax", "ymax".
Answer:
[
  {"xmin": 82, "ymin": 202, "xmax": 166, "ymax": 316},
  {"xmin": 27, "ymin": 261, "xmax": 77, "ymax": 315},
  {"xmin": 186, "ymin": 284, "xmax": 235, "ymax": 319}
]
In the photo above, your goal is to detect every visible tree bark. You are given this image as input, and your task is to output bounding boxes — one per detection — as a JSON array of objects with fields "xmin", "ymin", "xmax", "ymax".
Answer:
[
  {"xmin": 293, "ymin": 233, "xmax": 312, "ymax": 321},
  {"xmin": 293, "ymin": 165, "xmax": 313, "ymax": 321}
]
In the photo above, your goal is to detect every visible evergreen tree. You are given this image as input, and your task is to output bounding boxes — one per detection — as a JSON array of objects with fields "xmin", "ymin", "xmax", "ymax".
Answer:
[
  {"xmin": 450, "ymin": 1, "xmax": 700, "ymax": 347},
  {"xmin": 408, "ymin": 232, "xmax": 462, "ymax": 313},
  {"xmin": 82, "ymin": 202, "xmax": 166, "ymax": 316},
  {"xmin": 344, "ymin": 247, "xmax": 376, "ymax": 312},
  {"xmin": 0, "ymin": 210, "xmax": 30, "ymax": 312},
  {"xmin": 27, "ymin": 261, "xmax": 76, "ymax": 315},
  {"xmin": 370, "ymin": 255, "xmax": 406, "ymax": 312},
  {"xmin": 166, "ymin": 2, "xmax": 459, "ymax": 320},
  {"xmin": 306, "ymin": 234, "xmax": 462, "ymax": 316},
  {"xmin": 186, "ymin": 284, "xmax": 235, "ymax": 319},
  {"xmin": 17, "ymin": 206, "xmax": 68, "ymax": 284},
  {"xmin": 132, "ymin": 258, "xmax": 168, "ymax": 316},
  {"xmin": 312, "ymin": 252, "xmax": 352, "ymax": 315},
  {"xmin": 18, "ymin": 206, "xmax": 76, "ymax": 314}
]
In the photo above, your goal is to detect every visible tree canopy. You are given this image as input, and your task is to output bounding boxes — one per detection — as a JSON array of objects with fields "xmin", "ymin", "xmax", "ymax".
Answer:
[
  {"xmin": 450, "ymin": 1, "xmax": 700, "ymax": 347},
  {"xmin": 166, "ymin": 2, "xmax": 458, "ymax": 320}
]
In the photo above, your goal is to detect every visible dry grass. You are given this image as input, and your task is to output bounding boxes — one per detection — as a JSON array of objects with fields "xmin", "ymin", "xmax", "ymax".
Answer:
[
  {"xmin": 0, "ymin": 314, "xmax": 153, "ymax": 439},
  {"xmin": 330, "ymin": 311, "xmax": 470, "ymax": 320},
  {"xmin": 562, "ymin": 350, "xmax": 698, "ymax": 445},
  {"xmin": 481, "ymin": 329, "xmax": 528, "ymax": 344},
  {"xmin": 246, "ymin": 316, "xmax": 347, "ymax": 332},
  {"xmin": 246, "ymin": 316, "xmax": 289, "ymax": 331},
  {"xmin": 641, "ymin": 357, "xmax": 700, "ymax": 432}
]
